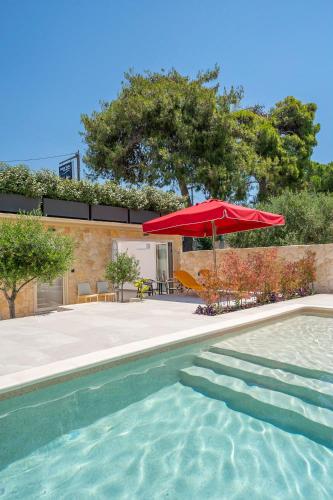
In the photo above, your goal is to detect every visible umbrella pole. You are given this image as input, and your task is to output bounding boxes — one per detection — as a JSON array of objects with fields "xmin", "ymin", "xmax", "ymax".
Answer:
[{"xmin": 212, "ymin": 220, "xmax": 217, "ymax": 275}]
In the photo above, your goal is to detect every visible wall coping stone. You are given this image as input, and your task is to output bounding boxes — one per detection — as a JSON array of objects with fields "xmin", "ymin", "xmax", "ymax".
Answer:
[
  {"xmin": 0, "ymin": 212, "xmax": 156, "ymax": 232},
  {"xmin": 182, "ymin": 242, "xmax": 333, "ymax": 253}
]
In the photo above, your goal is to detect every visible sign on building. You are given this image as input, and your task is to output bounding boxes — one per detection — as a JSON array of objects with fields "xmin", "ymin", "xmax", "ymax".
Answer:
[{"xmin": 59, "ymin": 161, "xmax": 73, "ymax": 179}]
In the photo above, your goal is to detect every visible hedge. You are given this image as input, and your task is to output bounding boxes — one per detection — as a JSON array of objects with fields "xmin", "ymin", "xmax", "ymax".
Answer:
[{"xmin": 0, "ymin": 165, "xmax": 184, "ymax": 212}]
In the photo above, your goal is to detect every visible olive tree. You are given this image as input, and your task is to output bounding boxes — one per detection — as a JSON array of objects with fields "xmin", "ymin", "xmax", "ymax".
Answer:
[
  {"xmin": 225, "ymin": 191, "xmax": 333, "ymax": 248},
  {"xmin": 105, "ymin": 252, "xmax": 140, "ymax": 302},
  {"xmin": 0, "ymin": 213, "xmax": 74, "ymax": 318}
]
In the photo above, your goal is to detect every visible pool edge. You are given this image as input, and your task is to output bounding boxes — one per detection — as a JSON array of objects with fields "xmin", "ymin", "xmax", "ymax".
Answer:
[{"xmin": 1, "ymin": 302, "xmax": 333, "ymax": 400}]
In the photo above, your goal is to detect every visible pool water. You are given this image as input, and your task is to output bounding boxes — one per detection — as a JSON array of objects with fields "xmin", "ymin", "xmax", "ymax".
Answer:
[
  {"xmin": 1, "ymin": 314, "xmax": 333, "ymax": 499},
  {"xmin": 217, "ymin": 314, "xmax": 333, "ymax": 373}
]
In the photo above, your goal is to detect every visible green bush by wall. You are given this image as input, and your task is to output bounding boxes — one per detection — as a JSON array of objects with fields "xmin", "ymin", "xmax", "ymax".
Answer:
[
  {"xmin": 225, "ymin": 191, "xmax": 333, "ymax": 247},
  {"xmin": 0, "ymin": 165, "xmax": 184, "ymax": 213}
]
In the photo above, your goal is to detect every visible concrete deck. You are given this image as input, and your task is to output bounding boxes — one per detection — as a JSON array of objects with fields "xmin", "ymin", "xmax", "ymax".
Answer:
[{"xmin": 1, "ymin": 294, "xmax": 333, "ymax": 395}]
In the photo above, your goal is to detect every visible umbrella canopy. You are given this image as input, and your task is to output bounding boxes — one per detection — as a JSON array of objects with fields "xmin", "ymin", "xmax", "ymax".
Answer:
[
  {"xmin": 142, "ymin": 199, "xmax": 285, "ymax": 236},
  {"xmin": 143, "ymin": 199, "xmax": 285, "ymax": 274}
]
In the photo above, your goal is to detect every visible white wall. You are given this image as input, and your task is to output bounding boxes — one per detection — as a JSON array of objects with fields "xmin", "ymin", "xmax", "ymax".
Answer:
[{"xmin": 117, "ymin": 240, "xmax": 157, "ymax": 289}]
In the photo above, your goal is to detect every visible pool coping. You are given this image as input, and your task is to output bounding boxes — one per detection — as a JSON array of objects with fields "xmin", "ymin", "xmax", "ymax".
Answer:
[{"xmin": 1, "ymin": 300, "xmax": 333, "ymax": 399}]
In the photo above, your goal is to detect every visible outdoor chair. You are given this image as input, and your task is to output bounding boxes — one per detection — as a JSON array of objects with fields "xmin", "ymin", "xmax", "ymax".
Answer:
[
  {"xmin": 77, "ymin": 283, "xmax": 99, "ymax": 303},
  {"xmin": 165, "ymin": 278, "xmax": 181, "ymax": 294},
  {"xmin": 198, "ymin": 269, "xmax": 210, "ymax": 279},
  {"xmin": 97, "ymin": 281, "xmax": 117, "ymax": 302},
  {"xmin": 174, "ymin": 270, "xmax": 204, "ymax": 294}
]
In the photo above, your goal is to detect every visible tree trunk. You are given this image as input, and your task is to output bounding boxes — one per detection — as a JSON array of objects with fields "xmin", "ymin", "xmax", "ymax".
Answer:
[
  {"xmin": 2, "ymin": 281, "xmax": 35, "ymax": 320},
  {"xmin": 121, "ymin": 285, "xmax": 124, "ymax": 303},
  {"xmin": 178, "ymin": 178, "xmax": 193, "ymax": 251},
  {"xmin": 258, "ymin": 177, "xmax": 269, "ymax": 201},
  {"xmin": 178, "ymin": 178, "xmax": 192, "ymax": 206},
  {"xmin": 7, "ymin": 296, "xmax": 16, "ymax": 319}
]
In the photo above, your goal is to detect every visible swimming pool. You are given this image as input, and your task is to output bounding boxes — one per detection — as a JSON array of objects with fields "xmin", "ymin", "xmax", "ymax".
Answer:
[{"xmin": 1, "ymin": 314, "xmax": 333, "ymax": 498}]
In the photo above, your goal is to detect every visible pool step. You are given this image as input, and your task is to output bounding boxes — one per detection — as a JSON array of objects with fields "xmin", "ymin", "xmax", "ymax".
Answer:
[
  {"xmin": 210, "ymin": 345, "xmax": 333, "ymax": 383},
  {"xmin": 195, "ymin": 351, "xmax": 333, "ymax": 411},
  {"xmin": 179, "ymin": 366, "xmax": 333, "ymax": 449}
]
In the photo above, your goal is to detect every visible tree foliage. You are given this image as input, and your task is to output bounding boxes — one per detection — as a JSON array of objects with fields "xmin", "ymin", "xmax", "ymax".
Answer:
[
  {"xmin": 0, "ymin": 213, "xmax": 74, "ymax": 318},
  {"xmin": 235, "ymin": 96, "xmax": 320, "ymax": 200},
  {"xmin": 303, "ymin": 161, "xmax": 333, "ymax": 193},
  {"xmin": 82, "ymin": 67, "xmax": 255, "ymax": 204},
  {"xmin": 81, "ymin": 68, "xmax": 321, "ymax": 204},
  {"xmin": 225, "ymin": 191, "xmax": 333, "ymax": 248},
  {"xmin": 105, "ymin": 252, "xmax": 140, "ymax": 302}
]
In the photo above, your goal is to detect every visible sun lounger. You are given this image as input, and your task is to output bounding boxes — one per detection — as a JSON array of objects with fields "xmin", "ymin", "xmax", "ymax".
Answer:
[{"xmin": 174, "ymin": 270, "xmax": 204, "ymax": 293}]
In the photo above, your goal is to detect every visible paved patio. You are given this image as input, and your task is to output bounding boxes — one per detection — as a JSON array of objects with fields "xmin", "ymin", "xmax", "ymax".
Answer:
[
  {"xmin": 1, "ymin": 294, "xmax": 333, "ymax": 380},
  {"xmin": 0, "ymin": 297, "xmax": 205, "ymax": 376}
]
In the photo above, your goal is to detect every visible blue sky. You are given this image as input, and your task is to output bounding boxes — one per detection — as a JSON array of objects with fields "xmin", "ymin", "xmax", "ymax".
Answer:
[{"xmin": 1, "ymin": 0, "xmax": 332, "ymax": 175}]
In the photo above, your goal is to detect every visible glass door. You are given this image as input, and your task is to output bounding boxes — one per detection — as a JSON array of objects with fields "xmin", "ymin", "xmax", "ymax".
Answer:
[
  {"xmin": 156, "ymin": 243, "xmax": 169, "ymax": 292},
  {"xmin": 37, "ymin": 277, "xmax": 64, "ymax": 311}
]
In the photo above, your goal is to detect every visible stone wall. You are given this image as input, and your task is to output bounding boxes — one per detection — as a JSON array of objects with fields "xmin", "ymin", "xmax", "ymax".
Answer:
[
  {"xmin": 0, "ymin": 214, "xmax": 181, "ymax": 320},
  {"xmin": 180, "ymin": 243, "xmax": 333, "ymax": 293}
]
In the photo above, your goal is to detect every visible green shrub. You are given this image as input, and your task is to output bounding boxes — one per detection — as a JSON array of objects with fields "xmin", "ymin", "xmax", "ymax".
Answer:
[
  {"xmin": 225, "ymin": 191, "xmax": 333, "ymax": 248},
  {"xmin": 34, "ymin": 169, "xmax": 60, "ymax": 198},
  {"xmin": 105, "ymin": 252, "xmax": 140, "ymax": 302},
  {"xmin": 0, "ymin": 164, "xmax": 43, "ymax": 198},
  {"xmin": 96, "ymin": 182, "xmax": 129, "ymax": 207},
  {"xmin": 139, "ymin": 186, "xmax": 171, "ymax": 212},
  {"xmin": 0, "ymin": 165, "xmax": 184, "ymax": 212},
  {"xmin": 122, "ymin": 185, "xmax": 148, "ymax": 210}
]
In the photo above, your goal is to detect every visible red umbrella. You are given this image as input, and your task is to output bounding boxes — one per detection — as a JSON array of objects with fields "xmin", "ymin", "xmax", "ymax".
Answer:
[{"xmin": 143, "ymin": 199, "xmax": 285, "ymax": 272}]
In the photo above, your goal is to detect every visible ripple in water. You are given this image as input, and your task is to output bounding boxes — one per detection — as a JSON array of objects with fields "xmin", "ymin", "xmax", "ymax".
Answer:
[
  {"xmin": 219, "ymin": 314, "xmax": 333, "ymax": 375},
  {"xmin": 1, "ymin": 383, "xmax": 333, "ymax": 499}
]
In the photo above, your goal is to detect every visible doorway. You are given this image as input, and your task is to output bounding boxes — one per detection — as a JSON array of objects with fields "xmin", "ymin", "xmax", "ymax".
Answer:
[{"xmin": 36, "ymin": 277, "xmax": 64, "ymax": 311}]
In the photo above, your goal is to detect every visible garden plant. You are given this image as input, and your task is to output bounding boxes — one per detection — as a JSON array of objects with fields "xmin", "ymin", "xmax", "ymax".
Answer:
[
  {"xmin": 105, "ymin": 252, "xmax": 140, "ymax": 303},
  {"xmin": 0, "ymin": 212, "xmax": 74, "ymax": 318},
  {"xmin": 134, "ymin": 279, "xmax": 150, "ymax": 300},
  {"xmin": 195, "ymin": 249, "xmax": 316, "ymax": 315}
]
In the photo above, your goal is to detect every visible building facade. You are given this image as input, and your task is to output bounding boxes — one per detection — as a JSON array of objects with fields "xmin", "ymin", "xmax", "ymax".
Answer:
[{"xmin": 0, "ymin": 214, "xmax": 181, "ymax": 320}]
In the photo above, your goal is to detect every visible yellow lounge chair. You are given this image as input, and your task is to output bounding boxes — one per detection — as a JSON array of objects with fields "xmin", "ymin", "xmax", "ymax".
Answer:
[
  {"xmin": 174, "ymin": 270, "xmax": 204, "ymax": 293},
  {"xmin": 198, "ymin": 269, "xmax": 210, "ymax": 279}
]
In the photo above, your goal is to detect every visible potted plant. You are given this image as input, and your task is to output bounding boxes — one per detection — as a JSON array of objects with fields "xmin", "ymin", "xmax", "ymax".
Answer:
[
  {"xmin": 105, "ymin": 252, "xmax": 140, "ymax": 302},
  {"xmin": 134, "ymin": 278, "xmax": 150, "ymax": 300}
]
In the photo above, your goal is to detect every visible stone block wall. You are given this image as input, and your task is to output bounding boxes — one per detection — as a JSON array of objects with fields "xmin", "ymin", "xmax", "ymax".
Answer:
[
  {"xmin": 0, "ymin": 214, "xmax": 181, "ymax": 320},
  {"xmin": 180, "ymin": 243, "xmax": 333, "ymax": 293}
]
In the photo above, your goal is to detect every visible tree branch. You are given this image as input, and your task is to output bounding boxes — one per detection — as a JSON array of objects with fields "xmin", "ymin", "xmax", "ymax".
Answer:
[{"xmin": 17, "ymin": 277, "xmax": 37, "ymax": 294}]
